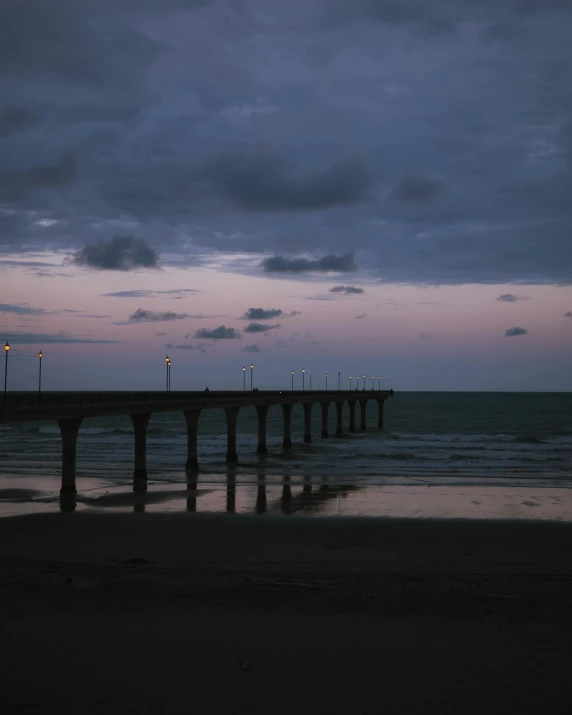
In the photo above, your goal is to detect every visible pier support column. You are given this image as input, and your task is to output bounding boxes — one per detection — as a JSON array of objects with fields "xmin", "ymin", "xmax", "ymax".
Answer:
[
  {"xmin": 225, "ymin": 406, "xmax": 239, "ymax": 463},
  {"xmin": 377, "ymin": 399, "xmax": 385, "ymax": 430},
  {"xmin": 359, "ymin": 399, "xmax": 367, "ymax": 431},
  {"xmin": 348, "ymin": 399, "xmax": 356, "ymax": 433},
  {"xmin": 256, "ymin": 405, "xmax": 269, "ymax": 455},
  {"xmin": 320, "ymin": 401, "xmax": 330, "ymax": 438},
  {"xmin": 281, "ymin": 403, "xmax": 293, "ymax": 449},
  {"xmin": 57, "ymin": 417, "xmax": 83, "ymax": 508},
  {"xmin": 303, "ymin": 403, "xmax": 312, "ymax": 443},
  {"xmin": 130, "ymin": 413, "xmax": 151, "ymax": 491},
  {"xmin": 335, "ymin": 401, "xmax": 344, "ymax": 435},
  {"xmin": 183, "ymin": 408, "xmax": 202, "ymax": 471}
]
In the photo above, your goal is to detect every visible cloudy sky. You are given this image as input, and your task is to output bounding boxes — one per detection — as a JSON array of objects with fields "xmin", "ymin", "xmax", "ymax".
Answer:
[{"xmin": 1, "ymin": 0, "xmax": 571, "ymax": 391}]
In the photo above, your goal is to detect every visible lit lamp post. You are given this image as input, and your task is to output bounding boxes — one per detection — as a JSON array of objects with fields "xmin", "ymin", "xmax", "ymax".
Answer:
[
  {"xmin": 291, "ymin": 370, "xmax": 294, "ymax": 392},
  {"xmin": 378, "ymin": 376, "xmax": 380, "ymax": 391},
  {"xmin": 38, "ymin": 351, "xmax": 43, "ymax": 395},
  {"xmin": 338, "ymin": 372, "xmax": 340, "ymax": 391},
  {"xmin": 3, "ymin": 341, "xmax": 9, "ymax": 409},
  {"xmin": 250, "ymin": 363, "xmax": 254, "ymax": 391},
  {"xmin": 349, "ymin": 375, "xmax": 352, "ymax": 390},
  {"xmin": 356, "ymin": 375, "xmax": 359, "ymax": 391},
  {"xmin": 372, "ymin": 375, "xmax": 374, "ymax": 391},
  {"xmin": 363, "ymin": 374, "xmax": 366, "ymax": 391},
  {"xmin": 165, "ymin": 355, "xmax": 169, "ymax": 391},
  {"xmin": 325, "ymin": 373, "xmax": 328, "ymax": 392},
  {"xmin": 242, "ymin": 366, "xmax": 246, "ymax": 392},
  {"xmin": 302, "ymin": 368, "xmax": 305, "ymax": 392}
]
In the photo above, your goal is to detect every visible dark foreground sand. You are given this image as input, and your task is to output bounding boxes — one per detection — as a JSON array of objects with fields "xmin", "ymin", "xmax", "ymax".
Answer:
[{"xmin": 1, "ymin": 512, "xmax": 572, "ymax": 714}]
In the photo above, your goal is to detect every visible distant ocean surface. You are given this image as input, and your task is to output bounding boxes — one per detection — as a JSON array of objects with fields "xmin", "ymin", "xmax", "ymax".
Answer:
[{"xmin": 1, "ymin": 392, "xmax": 572, "ymax": 490}]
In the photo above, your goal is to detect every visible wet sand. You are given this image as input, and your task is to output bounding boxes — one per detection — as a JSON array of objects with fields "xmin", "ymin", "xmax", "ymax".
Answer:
[{"xmin": 2, "ymin": 512, "xmax": 572, "ymax": 713}]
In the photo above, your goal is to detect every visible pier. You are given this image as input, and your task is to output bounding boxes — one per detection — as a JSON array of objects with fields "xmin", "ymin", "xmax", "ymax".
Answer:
[{"xmin": 1, "ymin": 389, "xmax": 392, "ymax": 507}]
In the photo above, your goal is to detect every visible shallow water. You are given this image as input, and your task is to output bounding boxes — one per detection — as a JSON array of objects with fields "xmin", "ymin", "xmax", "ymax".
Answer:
[{"xmin": 1, "ymin": 391, "xmax": 571, "ymax": 519}]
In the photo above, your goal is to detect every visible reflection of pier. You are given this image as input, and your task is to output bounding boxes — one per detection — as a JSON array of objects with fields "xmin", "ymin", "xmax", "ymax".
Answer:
[{"xmin": 1, "ymin": 389, "xmax": 391, "ymax": 509}]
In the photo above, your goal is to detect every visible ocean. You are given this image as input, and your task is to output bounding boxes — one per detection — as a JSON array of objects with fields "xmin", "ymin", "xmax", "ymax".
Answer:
[{"xmin": 1, "ymin": 392, "xmax": 572, "ymax": 518}]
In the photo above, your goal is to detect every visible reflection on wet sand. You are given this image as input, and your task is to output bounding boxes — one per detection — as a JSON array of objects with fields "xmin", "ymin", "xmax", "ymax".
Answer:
[
  {"xmin": 226, "ymin": 467, "xmax": 236, "ymax": 513},
  {"xmin": 251, "ymin": 472, "xmax": 360, "ymax": 516}
]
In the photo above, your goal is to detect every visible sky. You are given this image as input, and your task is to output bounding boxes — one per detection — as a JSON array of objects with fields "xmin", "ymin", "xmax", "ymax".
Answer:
[{"xmin": 1, "ymin": 0, "xmax": 572, "ymax": 392}]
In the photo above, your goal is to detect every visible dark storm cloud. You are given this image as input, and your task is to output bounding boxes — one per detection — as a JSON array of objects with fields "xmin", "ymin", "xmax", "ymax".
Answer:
[
  {"xmin": 2, "ymin": 1, "xmax": 572, "ymax": 286},
  {"xmin": 244, "ymin": 322, "xmax": 280, "ymax": 334},
  {"xmin": 0, "ymin": 106, "xmax": 40, "ymax": 134},
  {"xmin": 203, "ymin": 152, "xmax": 370, "ymax": 211},
  {"xmin": 496, "ymin": 294, "xmax": 531, "ymax": 302},
  {"xmin": 194, "ymin": 326, "xmax": 240, "ymax": 340},
  {"xmin": 164, "ymin": 343, "xmax": 205, "ymax": 351},
  {"xmin": 0, "ymin": 303, "xmax": 50, "ymax": 316},
  {"xmin": 70, "ymin": 236, "xmax": 159, "ymax": 271},
  {"xmin": 262, "ymin": 252, "xmax": 357, "ymax": 274},
  {"xmin": 243, "ymin": 308, "xmax": 283, "ymax": 320},
  {"xmin": 330, "ymin": 285, "xmax": 365, "ymax": 295},
  {"xmin": 128, "ymin": 309, "xmax": 189, "ymax": 322},
  {"xmin": 103, "ymin": 289, "xmax": 199, "ymax": 298},
  {"xmin": 241, "ymin": 344, "xmax": 261, "ymax": 353},
  {"xmin": 505, "ymin": 326, "xmax": 529, "ymax": 337},
  {"xmin": 0, "ymin": 0, "xmax": 166, "ymax": 85},
  {"xmin": 356, "ymin": 313, "xmax": 366, "ymax": 319},
  {"xmin": 389, "ymin": 174, "xmax": 444, "ymax": 203},
  {"xmin": 0, "ymin": 303, "xmax": 80, "ymax": 316},
  {"xmin": 564, "ymin": 312, "xmax": 572, "ymax": 318},
  {"xmin": 3, "ymin": 331, "xmax": 120, "ymax": 344},
  {"xmin": 0, "ymin": 154, "xmax": 76, "ymax": 200}
]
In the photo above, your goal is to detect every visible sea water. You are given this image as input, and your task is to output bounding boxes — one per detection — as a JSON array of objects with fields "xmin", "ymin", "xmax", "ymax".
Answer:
[{"xmin": 1, "ymin": 392, "xmax": 571, "ymax": 518}]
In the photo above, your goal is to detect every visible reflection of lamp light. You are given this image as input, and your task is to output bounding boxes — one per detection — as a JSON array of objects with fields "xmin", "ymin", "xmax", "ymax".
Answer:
[
  {"xmin": 302, "ymin": 368, "xmax": 305, "ymax": 392},
  {"xmin": 3, "ymin": 341, "xmax": 10, "ymax": 409},
  {"xmin": 242, "ymin": 366, "xmax": 246, "ymax": 392},
  {"xmin": 38, "ymin": 351, "xmax": 43, "ymax": 394}
]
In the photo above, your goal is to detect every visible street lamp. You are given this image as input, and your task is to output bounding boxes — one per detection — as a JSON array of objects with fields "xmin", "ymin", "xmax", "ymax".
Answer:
[
  {"xmin": 372, "ymin": 376, "xmax": 374, "ymax": 391},
  {"xmin": 291, "ymin": 370, "xmax": 294, "ymax": 392},
  {"xmin": 378, "ymin": 376, "xmax": 381, "ymax": 391},
  {"xmin": 356, "ymin": 375, "xmax": 359, "ymax": 391},
  {"xmin": 3, "ymin": 341, "xmax": 9, "ymax": 409},
  {"xmin": 168, "ymin": 358, "xmax": 172, "ymax": 391},
  {"xmin": 302, "ymin": 368, "xmax": 305, "ymax": 392},
  {"xmin": 338, "ymin": 372, "xmax": 340, "ymax": 391},
  {"xmin": 349, "ymin": 375, "xmax": 352, "ymax": 390},
  {"xmin": 38, "ymin": 351, "xmax": 43, "ymax": 394},
  {"xmin": 242, "ymin": 366, "xmax": 246, "ymax": 391},
  {"xmin": 250, "ymin": 363, "xmax": 254, "ymax": 391},
  {"xmin": 325, "ymin": 373, "xmax": 328, "ymax": 392},
  {"xmin": 165, "ymin": 355, "xmax": 169, "ymax": 391},
  {"xmin": 363, "ymin": 374, "xmax": 366, "ymax": 391}
]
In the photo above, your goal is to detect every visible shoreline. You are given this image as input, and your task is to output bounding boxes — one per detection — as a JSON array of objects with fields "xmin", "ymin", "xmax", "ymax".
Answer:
[{"xmin": 1, "ymin": 477, "xmax": 572, "ymax": 520}]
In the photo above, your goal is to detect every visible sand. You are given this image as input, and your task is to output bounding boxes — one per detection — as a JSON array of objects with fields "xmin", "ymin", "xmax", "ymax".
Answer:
[{"xmin": 2, "ymin": 512, "xmax": 572, "ymax": 714}]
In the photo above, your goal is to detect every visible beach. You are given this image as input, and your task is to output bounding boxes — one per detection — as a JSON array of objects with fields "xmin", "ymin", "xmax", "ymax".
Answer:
[{"xmin": 2, "ymin": 511, "xmax": 572, "ymax": 714}]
